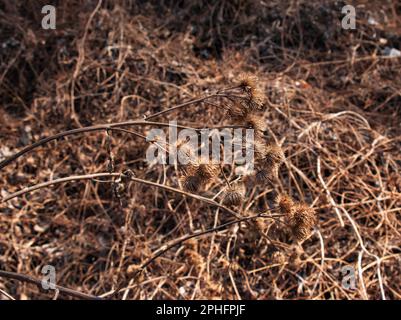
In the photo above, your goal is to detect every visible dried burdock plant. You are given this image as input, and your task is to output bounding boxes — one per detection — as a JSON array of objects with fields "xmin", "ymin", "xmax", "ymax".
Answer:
[
  {"xmin": 244, "ymin": 113, "xmax": 266, "ymax": 135},
  {"xmin": 2, "ymin": 1, "xmax": 399, "ymax": 301},
  {"xmin": 260, "ymin": 141, "xmax": 285, "ymax": 167},
  {"xmin": 276, "ymin": 193, "xmax": 294, "ymax": 216},
  {"xmin": 0, "ymin": 71, "xmax": 316, "ymax": 300},
  {"xmin": 276, "ymin": 194, "xmax": 316, "ymax": 243},
  {"xmin": 289, "ymin": 203, "xmax": 316, "ymax": 242},
  {"xmin": 225, "ymin": 100, "xmax": 249, "ymax": 122},
  {"xmin": 182, "ymin": 174, "xmax": 203, "ymax": 193},
  {"xmin": 222, "ymin": 182, "xmax": 246, "ymax": 207},
  {"xmin": 254, "ymin": 140, "xmax": 285, "ymax": 183},
  {"xmin": 271, "ymin": 250, "xmax": 286, "ymax": 265},
  {"xmin": 238, "ymin": 73, "xmax": 266, "ymax": 110},
  {"xmin": 180, "ymin": 159, "xmax": 219, "ymax": 193}
]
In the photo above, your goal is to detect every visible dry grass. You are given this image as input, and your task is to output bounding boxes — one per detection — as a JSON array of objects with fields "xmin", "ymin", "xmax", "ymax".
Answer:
[{"xmin": 0, "ymin": 0, "xmax": 400, "ymax": 300}]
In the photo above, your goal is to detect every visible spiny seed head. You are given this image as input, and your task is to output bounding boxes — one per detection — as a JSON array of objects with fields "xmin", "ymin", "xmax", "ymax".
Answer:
[
  {"xmin": 238, "ymin": 73, "xmax": 265, "ymax": 110},
  {"xmin": 182, "ymin": 175, "xmax": 202, "ymax": 193},
  {"xmin": 255, "ymin": 168, "xmax": 270, "ymax": 183},
  {"xmin": 245, "ymin": 113, "xmax": 266, "ymax": 133},
  {"xmin": 264, "ymin": 142, "xmax": 285, "ymax": 167},
  {"xmin": 222, "ymin": 182, "xmax": 246, "ymax": 206},
  {"xmin": 254, "ymin": 163, "xmax": 279, "ymax": 184},
  {"xmin": 289, "ymin": 203, "xmax": 316, "ymax": 242},
  {"xmin": 225, "ymin": 101, "xmax": 249, "ymax": 121},
  {"xmin": 182, "ymin": 161, "xmax": 200, "ymax": 176},
  {"xmin": 254, "ymin": 141, "xmax": 284, "ymax": 165},
  {"xmin": 248, "ymin": 87, "xmax": 265, "ymax": 109},
  {"xmin": 271, "ymin": 251, "xmax": 286, "ymax": 264},
  {"xmin": 196, "ymin": 163, "xmax": 219, "ymax": 182},
  {"xmin": 276, "ymin": 193, "xmax": 295, "ymax": 216},
  {"xmin": 238, "ymin": 73, "xmax": 258, "ymax": 90},
  {"xmin": 180, "ymin": 159, "xmax": 218, "ymax": 193},
  {"xmin": 254, "ymin": 141, "xmax": 269, "ymax": 160}
]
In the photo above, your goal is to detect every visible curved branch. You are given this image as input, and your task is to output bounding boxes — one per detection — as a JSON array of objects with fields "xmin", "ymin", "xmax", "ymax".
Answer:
[
  {"xmin": 143, "ymin": 93, "xmax": 238, "ymax": 120},
  {"xmin": 0, "ymin": 270, "xmax": 101, "ymax": 300},
  {"xmin": 0, "ymin": 172, "xmax": 243, "ymax": 219},
  {"xmin": 0, "ymin": 121, "xmax": 182, "ymax": 171},
  {"xmin": 0, "ymin": 121, "xmax": 245, "ymax": 171}
]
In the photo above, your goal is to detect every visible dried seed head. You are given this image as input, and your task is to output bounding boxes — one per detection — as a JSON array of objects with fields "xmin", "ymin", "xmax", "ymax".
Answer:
[
  {"xmin": 255, "ymin": 168, "xmax": 270, "ymax": 183},
  {"xmin": 185, "ymin": 249, "xmax": 204, "ymax": 272},
  {"xmin": 289, "ymin": 203, "xmax": 316, "ymax": 242},
  {"xmin": 245, "ymin": 113, "xmax": 266, "ymax": 134},
  {"xmin": 222, "ymin": 182, "xmax": 246, "ymax": 206},
  {"xmin": 253, "ymin": 141, "xmax": 284, "ymax": 184},
  {"xmin": 264, "ymin": 142, "xmax": 285, "ymax": 167},
  {"xmin": 225, "ymin": 101, "xmax": 249, "ymax": 121},
  {"xmin": 271, "ymin": 250, "xmax": 286, "ymax": 265},
  {"xmin": 254, "ymin": 163, "xmax": 279, "ymax": 184},
  {"xmin": 180, "ymin": 159, "xmax": 218, "ymax": 193},
  {"xmin": 196, "ymin": 163, "xmax": 219, "ymax": 182},
  {"xmin": 238, "ymin": 73, "xmax": 265, "ymax": 110},
  {"xmin": 238, "ymin": 73, "xmax": 258, "ymax": 90},
  {"xmin": 248, "ymin": 87, "xmax": 265, "ymax": 109},
  {"xmin": 182, "ymin": 175, "xmax": 202, "ymax": 193},
  {"xmin": 254, "ymin": 141, "xmax": 284, "ymax": 165},
  {"xmin": 182, "ymin": 161, "xmax": 200, "ymax": 176},
  {"xmin": 254, "ymin": 140, "xmax": 269, "ymax": 161},
  {"xmin": 276, "ymin": 193, "xmax": 295, "ymax": 216}
]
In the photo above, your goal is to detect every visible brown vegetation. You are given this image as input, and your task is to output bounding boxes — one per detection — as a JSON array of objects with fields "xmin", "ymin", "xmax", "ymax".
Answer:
[{"xmin": 0, "ymin": 0, "xmax": 400, "ymax": 300}]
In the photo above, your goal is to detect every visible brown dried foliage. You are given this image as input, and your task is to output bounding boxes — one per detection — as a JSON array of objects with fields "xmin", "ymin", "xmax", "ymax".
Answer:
[{"xmin": 0, "ymin": 0, "xmax": 400, "ymax": 300}]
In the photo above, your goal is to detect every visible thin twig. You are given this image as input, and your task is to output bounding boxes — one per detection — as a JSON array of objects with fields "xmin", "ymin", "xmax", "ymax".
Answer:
[{"xmin": 0, "ymin": 270, "xmax": 101, "ymax": 300}]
